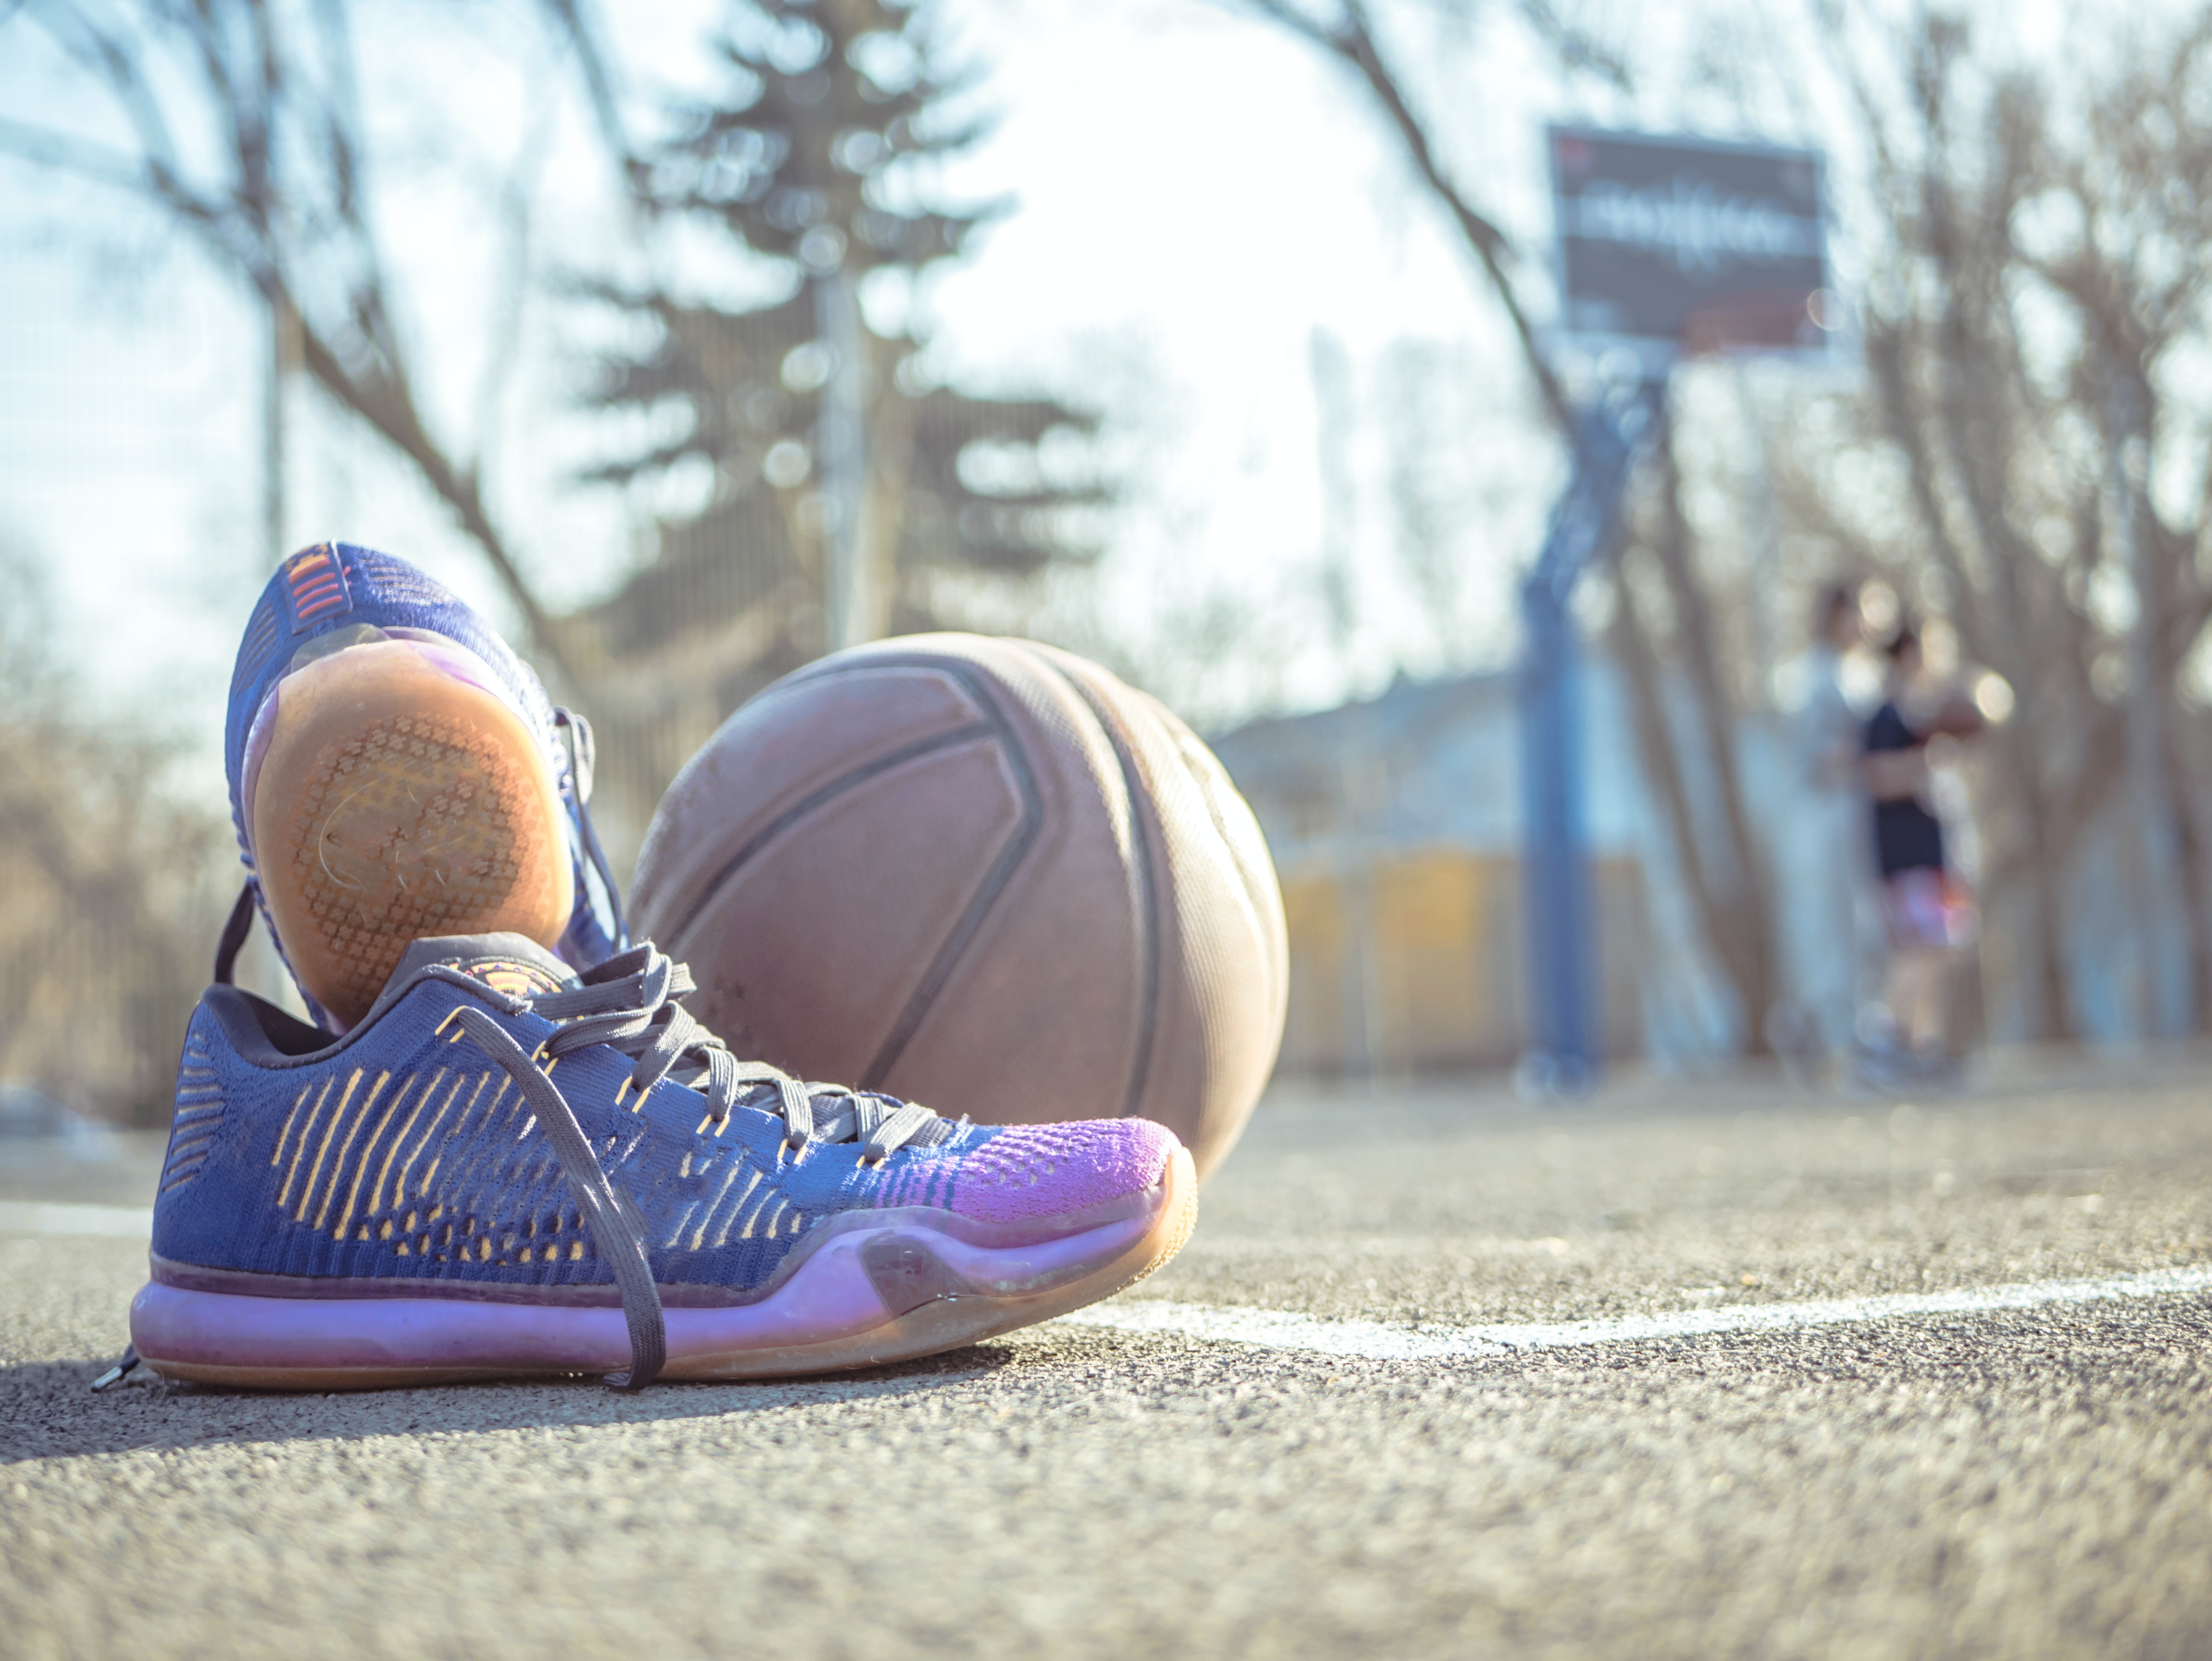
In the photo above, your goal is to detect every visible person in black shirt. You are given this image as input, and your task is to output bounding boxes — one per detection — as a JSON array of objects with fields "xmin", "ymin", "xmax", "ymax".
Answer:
[{"xmin": 1861, "ymin": 621, "xmax": 1983, "ymax": 1072}]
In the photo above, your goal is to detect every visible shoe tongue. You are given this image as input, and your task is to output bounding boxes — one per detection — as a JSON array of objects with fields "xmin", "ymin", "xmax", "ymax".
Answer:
[{"xmin": 384, "ymin": 933, "xmax": 575, "ymax": 1003}]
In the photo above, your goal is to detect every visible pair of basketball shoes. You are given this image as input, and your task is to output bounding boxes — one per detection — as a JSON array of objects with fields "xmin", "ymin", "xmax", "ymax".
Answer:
[{"xmin": 117, "ymin": 544, "xmax": 1194, "ymax": 1390}]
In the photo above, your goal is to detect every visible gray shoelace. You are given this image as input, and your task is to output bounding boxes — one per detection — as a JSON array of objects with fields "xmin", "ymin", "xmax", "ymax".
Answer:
[
  {"xmin": 444, "ymin": 944, "xmax": 948, "ymax": 1389},
  {"xmin": 552, "ymin": 708, "xmax": 629, "ymax": 952}
]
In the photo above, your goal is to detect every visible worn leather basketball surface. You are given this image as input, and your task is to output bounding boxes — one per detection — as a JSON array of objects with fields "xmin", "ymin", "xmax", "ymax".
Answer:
[{"xmin": 629, "ymin": 635, "xmax": 1288, "ymax": 1181}]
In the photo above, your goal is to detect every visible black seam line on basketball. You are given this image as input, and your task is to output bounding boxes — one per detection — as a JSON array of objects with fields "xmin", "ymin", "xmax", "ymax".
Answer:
[
  {"xmin": 830, "ymin": 659, "xmax": 1047, "ymax": 1088},
  {"xmin": 1008, "ymin": 643, "xmax": 1161, "ymax": 1124},
  {"xmin": 697, "ymin": 654, "xmax": 1046, "ymax": 1085},
  {"xmin": 667, "ymin": 658, "xmax": 1047, "ymax": 1089},
  {"xmin": 670, "ymin": 720, "xmax": 997, "ymax": 949}
]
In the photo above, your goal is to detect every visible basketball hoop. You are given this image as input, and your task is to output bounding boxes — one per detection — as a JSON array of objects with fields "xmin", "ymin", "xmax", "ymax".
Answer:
[{"xmin": 1516, "ymin": 126, "xmax": 1842, "ymax": 1092}]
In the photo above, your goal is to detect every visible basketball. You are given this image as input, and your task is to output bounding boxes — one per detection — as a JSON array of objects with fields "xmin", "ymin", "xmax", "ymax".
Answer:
[
  {"xmin": 627, "ymin": 634, "xmax": 1288, "ymax": 1181},
  {"xmin": 1925, "ymin": 689, "xmax": 1988, "ymax": 739}
]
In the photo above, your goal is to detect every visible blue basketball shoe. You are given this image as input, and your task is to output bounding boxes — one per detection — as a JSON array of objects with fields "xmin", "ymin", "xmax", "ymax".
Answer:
[
  {"xmin": 221, "ymin": 542, "xmax": 623, "ymax": 1029},
  {"xmin": 127, "ymin": 935, "xmax": 1196, "ymax": 1388}
]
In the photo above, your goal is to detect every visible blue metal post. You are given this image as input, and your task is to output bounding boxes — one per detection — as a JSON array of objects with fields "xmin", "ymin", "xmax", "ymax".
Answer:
[
  {"xmin": 1517, "ymin": 380, "xmax": 1664, "ymax": 1094},
  {"xmin": 1520, "ymin": 573, "xmax": 1594, "ymax": 1086}
]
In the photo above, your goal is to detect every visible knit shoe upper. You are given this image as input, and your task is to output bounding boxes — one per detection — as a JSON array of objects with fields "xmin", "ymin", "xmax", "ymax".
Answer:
[{"xmin": 138, "ymin": 936, "xmax": 1193, "ymax": 1388}]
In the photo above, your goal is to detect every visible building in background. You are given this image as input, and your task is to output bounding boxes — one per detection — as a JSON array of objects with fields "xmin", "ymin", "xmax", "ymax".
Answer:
[{"xmin": 1212, "ymin": 659, "xmax": 1753, "ymax": 1078}]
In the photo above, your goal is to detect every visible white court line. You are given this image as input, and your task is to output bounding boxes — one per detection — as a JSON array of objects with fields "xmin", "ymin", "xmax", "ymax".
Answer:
[
  {"xmin": 1062, "ymin": 1265, "xmax": 2212, "ymax": 1361},
  {"xmin": 4, "ymin": 1199, "xmax": 2205, "ymax": 1352},
  {"xmin": 0, "ymin": 1201, "xmax": 153, "ymax": 1239}
]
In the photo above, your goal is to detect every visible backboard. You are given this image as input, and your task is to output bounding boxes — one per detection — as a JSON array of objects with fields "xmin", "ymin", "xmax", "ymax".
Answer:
[{"xmin": 1548, "ymin": 125, "xmax": 1835, "ymax": 370}]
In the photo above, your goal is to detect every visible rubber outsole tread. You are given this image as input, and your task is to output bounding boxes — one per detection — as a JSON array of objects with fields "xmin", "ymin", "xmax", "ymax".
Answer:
[{"xmin": 250, "ymin": 644, "xmax": 572, "ymax": 1026}]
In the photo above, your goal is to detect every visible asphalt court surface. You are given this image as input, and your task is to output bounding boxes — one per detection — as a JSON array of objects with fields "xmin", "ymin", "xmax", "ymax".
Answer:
[{"xmin": 6, "ymin": 1058, "xmax": 2212, "ymax": 1658}]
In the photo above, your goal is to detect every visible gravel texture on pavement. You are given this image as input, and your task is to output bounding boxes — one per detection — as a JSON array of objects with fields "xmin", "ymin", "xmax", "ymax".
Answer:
[{"xmin": 5, "ymin": 1060, "xmax": 2211, "ymax": 1659}]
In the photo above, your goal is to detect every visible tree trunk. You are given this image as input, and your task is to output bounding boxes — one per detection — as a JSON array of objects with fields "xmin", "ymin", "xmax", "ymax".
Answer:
[
  {"xmin": 2167, "ymin": 717, "xmax": 2212, "ymax": 1033},
  {"xmin": 1646, "ymin": 430, "xmax": 1776, "ymax": 1051},
  {"xmin": 1607, "ymin": 571, "xmax": 1757, "ymax": 1042}
]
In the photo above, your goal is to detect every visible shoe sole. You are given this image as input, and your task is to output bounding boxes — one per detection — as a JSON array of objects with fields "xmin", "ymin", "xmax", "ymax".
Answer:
[
  {"xmin": 249, "ymin": 641, "xmax": 574, "ymax": 1027},
  {"xmin": 128, "ymin": 1147, "xmax": 1197, "ymax": 1389}
]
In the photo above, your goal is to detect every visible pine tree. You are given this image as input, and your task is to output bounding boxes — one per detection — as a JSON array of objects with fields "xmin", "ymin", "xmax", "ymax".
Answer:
[{"xmin": 579, "ymin": 0, "xmax": 1100, "ymax": 726}]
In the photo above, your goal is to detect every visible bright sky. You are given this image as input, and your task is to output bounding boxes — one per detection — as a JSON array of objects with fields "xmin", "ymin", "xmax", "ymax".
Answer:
[
  {"xmin": 0, "ymin": 0, "xmax": 2127, "ymax": 757},
  {"xmin": 0, "ymin": 0, "xmax": 1622, "ymax": 764},
  {"xmin": 26, "ymin": 0, "xmax": 2107, "ymax": 781}
]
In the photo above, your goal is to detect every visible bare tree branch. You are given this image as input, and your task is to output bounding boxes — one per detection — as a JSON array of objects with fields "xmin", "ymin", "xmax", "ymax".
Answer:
[
  {"xmin": 0, "ymin": 118, "xmax": 154, "ymax": 194},
  {"xmin": 535, "ymin": 0, "xmax": 642, "ymax": 190},
  {"xmin": 4, "ymin": 0, "xmax": 606, "ymax": 690},
  {"xmin": 1514, "ymin": 0, "xmax": 1633, "ymax": 93},
  {"xmin": 1235, "ymin": 0, "xmax": 1574, "ymax": 433}
]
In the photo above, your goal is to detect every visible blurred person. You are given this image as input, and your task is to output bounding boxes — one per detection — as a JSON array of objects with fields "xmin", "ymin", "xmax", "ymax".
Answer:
[
  {"xmin": 1772, "ymin": 581, "xmax": 1874, "ymax": 1065},
  {"xmin": 1859, "ymin": 620, "xmax": 1984, "ymax": 1082}
]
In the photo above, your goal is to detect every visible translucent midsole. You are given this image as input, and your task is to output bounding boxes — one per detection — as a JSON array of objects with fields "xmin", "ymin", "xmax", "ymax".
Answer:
[{"xmin": 132, "ymin": 1201, "xmax": 1159, "ymax": 1375}]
